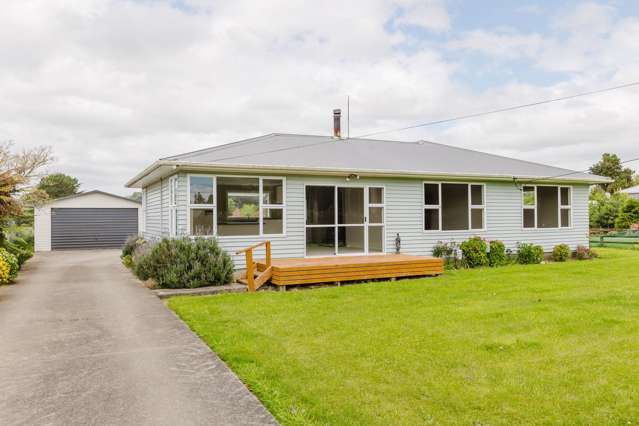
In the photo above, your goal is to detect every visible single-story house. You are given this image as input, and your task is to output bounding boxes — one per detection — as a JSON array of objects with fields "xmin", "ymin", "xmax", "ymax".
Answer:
[
  {"xmin": 34, "ymin": 190, "xmax": 142, "ymax": 251},
  {"xmin": 620, "ymin": 185, "xmax": 639, "ymax": 200},
  {"xmin": 125, "ymin": 112, "xmax": 608, "ymax": 268}
]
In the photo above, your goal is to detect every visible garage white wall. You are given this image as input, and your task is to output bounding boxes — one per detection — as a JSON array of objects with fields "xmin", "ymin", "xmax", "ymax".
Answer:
[{"xmin": 34, "ymin": 192, "xmax": 142, "ymax": 252}]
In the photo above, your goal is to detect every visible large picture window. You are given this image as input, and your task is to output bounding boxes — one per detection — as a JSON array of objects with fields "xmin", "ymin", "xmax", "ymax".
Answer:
[
  {"xmin": 187, "ymin": 175, "xmax": 285, "ymax": 237},
  {"xmin": 423, "ymin": 183, "xmax": 485, "ymax": 231},
  {"xmin": 522, "ymin": 185, "xmax": 571, "ymax": 229}
]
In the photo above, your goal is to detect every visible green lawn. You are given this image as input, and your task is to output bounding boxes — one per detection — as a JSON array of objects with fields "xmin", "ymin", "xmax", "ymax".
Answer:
[{"xmin": 169, "ymin": 248, "xmax": 639, "ymax": 425}]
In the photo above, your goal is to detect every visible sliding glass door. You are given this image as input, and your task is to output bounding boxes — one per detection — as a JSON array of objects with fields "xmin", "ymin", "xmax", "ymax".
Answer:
[{"xmin": 305, "ymin": 185, "xmax": 384, "ymax": 256}]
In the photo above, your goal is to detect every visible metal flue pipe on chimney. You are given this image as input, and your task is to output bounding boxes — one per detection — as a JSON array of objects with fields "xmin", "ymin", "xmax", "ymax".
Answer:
[{"xmin": 333, "ymin": 109, "xmax": 341, "ymax": 139}]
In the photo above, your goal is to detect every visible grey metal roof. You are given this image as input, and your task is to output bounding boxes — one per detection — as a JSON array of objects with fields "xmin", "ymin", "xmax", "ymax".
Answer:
[
  {"xmin": 155, "ymin": 133, "xmax": 607, "ymax": 182},
  {"xmin": 621, "ymin": 185, "xmax": 639, "ymax": 194}
]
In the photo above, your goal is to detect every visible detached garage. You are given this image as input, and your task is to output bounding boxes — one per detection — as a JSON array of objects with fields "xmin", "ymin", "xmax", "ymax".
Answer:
[{"xmin": 35, "ymin": 190, "xmax": 142, "ymax": 251}]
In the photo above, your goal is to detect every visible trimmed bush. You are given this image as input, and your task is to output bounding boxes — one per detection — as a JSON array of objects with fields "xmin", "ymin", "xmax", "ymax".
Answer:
[
  {"xmin": 487, "ymin": 240, "xmax": 508, "ymax": 267},
  {"xmin": 0, "ymin": 257, "xmax": 10, "ymax": 285},
  {"xmin": 133, "ymin": 237, "xmax": 234, "ymax": 288},
  {"xmin": 460, "ymin": 237, "xmax": 489, "ymax": 268},
  {"xmin": 552, "ymin": 244, "xmax": 571, "ymax": 262},
  {"xmin": 575, "ymin": 245, "xmax": 598, "ymax": 260},
  {"xmin": 0, "ymin": 248, "xmax": 19, "ymax": 281},
  {"xmin": 517, "ymin": 243, "xmax": 544, "ymax": 264}
]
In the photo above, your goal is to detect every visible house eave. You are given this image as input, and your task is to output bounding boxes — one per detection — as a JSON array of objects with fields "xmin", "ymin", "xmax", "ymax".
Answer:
[{"xmin": 126, "ymin": 160, "xmax": 611, "ymax": 188}]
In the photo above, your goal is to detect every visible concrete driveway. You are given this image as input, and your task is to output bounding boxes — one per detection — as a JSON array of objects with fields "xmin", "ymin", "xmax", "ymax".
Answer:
[{"xmin": 0, "ymin": 250, "xmax": 277, "ymax": 426}]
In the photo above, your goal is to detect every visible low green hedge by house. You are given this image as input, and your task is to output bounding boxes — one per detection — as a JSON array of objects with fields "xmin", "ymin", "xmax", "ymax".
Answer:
[{"xmin": 125, "ymin": 236, "xmax": 234, "ymax": 289}]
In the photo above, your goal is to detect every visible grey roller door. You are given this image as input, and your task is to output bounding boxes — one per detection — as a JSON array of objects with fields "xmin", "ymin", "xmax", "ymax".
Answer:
[{"xmin": 51, "ymin": 208, "xmax": 138, "ymax": 250}]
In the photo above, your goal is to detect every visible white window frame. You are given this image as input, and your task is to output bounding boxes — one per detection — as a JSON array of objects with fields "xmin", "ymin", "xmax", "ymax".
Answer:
[
  {"xmin": 186, "ymin": 174, "xmax": 286, "ymax": 238},
  {"xmin": 367, "ymin": 186, "xmax": 386, "ymax": 254},
  {"xmin": 260, "ymin": 177, "xmax": 287, "ymax": 237},
  {"xmin": 168, "ymin": 176, "xmax": 178, "ymax": 237},
  {"xmin": 187, "ymin": 174, "xmax": 216, "ymax": 237},
  {"xmin": 521, "ymin": 184, "xmax": 573, "ymax": 230},
  {"xmin": 560, "ymin": 186, "xmax": 572, "ymax": 228},
  {"xmin": 422, "ymin": 182, "xmax": 486, "ymax": 233}
]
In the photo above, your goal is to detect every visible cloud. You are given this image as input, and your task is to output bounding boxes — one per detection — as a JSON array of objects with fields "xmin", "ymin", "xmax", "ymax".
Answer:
[
  {"xmin": 1, "ymin": 0, "xmax": 638, "ymax": 195},
  {"xmin": 393, "ymin": 0, "xmax": 450, "ymax": 33}
]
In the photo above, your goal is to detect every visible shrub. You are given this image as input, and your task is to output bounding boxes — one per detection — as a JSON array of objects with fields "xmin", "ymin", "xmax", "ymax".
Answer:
[
  {"xmin": 487, "ymin": 240, "xmax": 508, "ymax": 267},
  {"xmin": 517, "ymin": 243, "xmax": 544, "ymax": 264},
  {"xmin": 575, "ymin": 245, "xmax": 598, "ymax": 260},
  {"xmin": 0, "ymin": 248, "xmax": 19, "ymax": 281},
  {"xmin": 2, "ymin": 239, "xmax": 32, "ymax": 267},
  {"xmin": 432, "ymin": 241, "xmax": 462, "ymax": 269},
  {"xmin": 459, "ymin": 237, "xmax": 489, "ymax": 268},
  {"xmin": 133, "ymin": 237, "xmax": 234, "ymax": 288},
  {"xmin": 552, "ymin": 244, "xmax": 571, "ymax": 262},
  {"xmin": 122, "ymin": 254, "xmax": 134, "ymax": 269},
  {"xmin": 0, "ymin": 257, "xmax": 10, "ymax": 284},
  {"xmin": 122, "ymin": 234, "xmax": 146, "ymax": 258}
]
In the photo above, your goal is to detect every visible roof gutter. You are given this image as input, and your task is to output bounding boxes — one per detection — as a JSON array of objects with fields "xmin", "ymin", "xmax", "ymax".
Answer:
[{"xmin": 126, "ymin": 160, "xmax": 611, "ymax": 187}]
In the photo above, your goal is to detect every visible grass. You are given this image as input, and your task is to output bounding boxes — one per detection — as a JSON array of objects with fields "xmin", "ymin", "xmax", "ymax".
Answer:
[{"xmin": 169, "ymin": 248, "xmax": 639, "ymax": 425}]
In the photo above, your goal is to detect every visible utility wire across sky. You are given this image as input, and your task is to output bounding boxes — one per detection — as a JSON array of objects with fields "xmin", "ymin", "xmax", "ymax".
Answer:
[
  {"xmin": 200, "ymin": 80, "xmax": 639, "ymax": 182},
  {"xmin": 353, "ymin": 80, "xmax": 639, "ymax": 138}
]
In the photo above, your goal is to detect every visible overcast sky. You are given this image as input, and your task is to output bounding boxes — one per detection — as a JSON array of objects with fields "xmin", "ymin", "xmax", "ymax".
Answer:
[{"xmin": 2, "ymin": 0, "xmax": 639, "ymax": 195}]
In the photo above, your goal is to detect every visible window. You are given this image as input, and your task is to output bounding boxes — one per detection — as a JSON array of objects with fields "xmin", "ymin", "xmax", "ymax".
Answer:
[
  {"xmin": 261, "ymin": 178, "xmax": 285, "ymax": 235},
  {"xmin": 169, "ymin": 176, "xmax": 178, "ymax": 236},
  {"xmin": 217, "ymin": 176, "xmax": 259, "ymax": 236},
  {"xmin": 188, "ymin": 176, "xmax": 214, "ymax": 236},
  {"xmin": 187, "ymin": 175, "xmax": 285, "ymax": 237},
  {"xmin": 423, "ymin": 183, "xmax": 485, "ymax": 231},
  {"xmin": 368, "ymin": 187, "xmax": 385, "ymax": 253},
  {"xmin": 522, "ymin": 185, "xmax": 571, "ymax": 229},
  {"xmin": 560, "ymin": 187, "xmax": 571, "ymax": 227}
]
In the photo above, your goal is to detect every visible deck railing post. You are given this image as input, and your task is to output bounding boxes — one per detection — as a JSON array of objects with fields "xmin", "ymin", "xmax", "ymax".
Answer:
[
  {"xmin": 246, "ymin": 249, "xmax": 255, "ymax": 292},
  {"xmin": 265, "ymin": 241, "xmax": 271, "ymax": 269}
]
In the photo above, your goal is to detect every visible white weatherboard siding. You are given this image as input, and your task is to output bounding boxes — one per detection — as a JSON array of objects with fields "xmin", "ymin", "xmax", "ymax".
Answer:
[{"xmin": 141, "ymin": 173, "xmax": 589, "ymax": 269}]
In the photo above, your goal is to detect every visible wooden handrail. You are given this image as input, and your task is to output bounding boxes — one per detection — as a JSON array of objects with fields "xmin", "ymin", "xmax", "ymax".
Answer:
[
  {"xmin": 236, "ymin": 240, "xmax": 270, "ymax": 255},
  {"xmin": 236, "ymin": 241, "xmax": 272, "ymax": 292}
]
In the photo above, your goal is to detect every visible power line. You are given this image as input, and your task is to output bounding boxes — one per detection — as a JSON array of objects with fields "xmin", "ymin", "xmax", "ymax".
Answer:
[
  {"xmin": 189, "ymin": 80, "xmax": 639, "ymax": 170},
  {"xmin": 354, "ymin": 81, "xmax": 639, "ymax": 139}
]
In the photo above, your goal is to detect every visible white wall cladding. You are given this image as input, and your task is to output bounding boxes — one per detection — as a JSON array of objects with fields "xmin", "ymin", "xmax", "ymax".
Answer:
[{"xmin": 142, "ymin": 173, "xmax": 590, "ymax": 269}]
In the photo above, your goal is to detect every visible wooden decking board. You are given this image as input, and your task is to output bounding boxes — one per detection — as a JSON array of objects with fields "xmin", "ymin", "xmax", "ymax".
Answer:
[{"xmin": 256, "ymin": 254, "xmax": 443, "ymax": 286}]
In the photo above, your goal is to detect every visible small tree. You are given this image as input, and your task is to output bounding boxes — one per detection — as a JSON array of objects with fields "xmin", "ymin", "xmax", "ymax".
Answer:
[
  {"xmin": 614, "ymin": 199, "xmax": 639, "ymax": 229},
  {"xmin": 589, "ymin": 153, "xmax": 635, "ymax": 193},
  {"xmin": 37, "ymin": 173, "xmax": 80, "ymax": 199},
  {"xmin": 0, "ymin": 143, "xmax": 52, "ymax": 221},
  {"xmin": 589, "ymin": 187, "xmax": 628, "ymax": 229}
]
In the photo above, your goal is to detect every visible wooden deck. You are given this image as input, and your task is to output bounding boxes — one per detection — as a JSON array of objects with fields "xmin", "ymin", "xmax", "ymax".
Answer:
[{"xmin": 256, "ymin": 254, "xmax": 443, "ymax": 286}]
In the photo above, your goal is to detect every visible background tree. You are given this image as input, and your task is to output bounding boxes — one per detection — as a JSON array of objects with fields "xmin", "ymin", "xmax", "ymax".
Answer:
[
  {"xmin": 589, "ymin": 187, "xmax": 628, "ymax": 229},
  {"xmin": 37, "ymin": 173, "xmax": 80, "ymax": 199},
  {"xmin": 0, "ymin": 143, "xmax": 52, "ymax": 221},
  {"xmin": 589, "ymin": 153, "xmax": 635, "ymax": 193},
  {"xmin": 614, "ymin": 198, "xmax": 639, "ymax": 229}
]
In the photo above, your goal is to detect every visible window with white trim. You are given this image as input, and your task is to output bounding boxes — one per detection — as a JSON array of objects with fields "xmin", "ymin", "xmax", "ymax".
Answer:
[
  {"xmin": 522, "ymin": 185, "xmax": 571, "ymax": 229},
  {"xmin": 189, "ymin": 175, "xmax": 215, "ymax": 236},
  {"xmin": 187, "ymin": 175, "xmax": 285, "ymax": 237},
  {"xmin": 169, "ymin": 176, "xmax": 178, "ymax": 237},
  {"xmin": 423, "ymin": 183, "xmax": 485, "ymax": 231}
]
